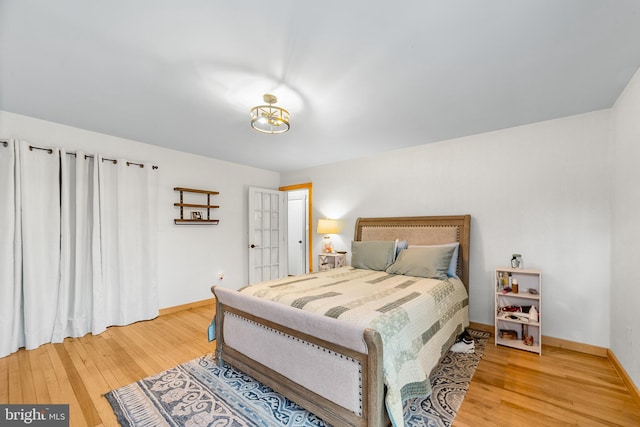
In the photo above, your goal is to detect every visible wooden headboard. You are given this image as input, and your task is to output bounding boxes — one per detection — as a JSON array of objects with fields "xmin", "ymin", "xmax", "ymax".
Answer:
[{"xmin": 354, "ymin": 215, "xmax": 471, "ymax": 293}]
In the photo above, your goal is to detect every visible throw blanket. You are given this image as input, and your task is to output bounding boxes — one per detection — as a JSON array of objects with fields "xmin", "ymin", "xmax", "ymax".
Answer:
[{"xmin": 239, "ymin": 267, "xmax": 469, "ymax": 427}]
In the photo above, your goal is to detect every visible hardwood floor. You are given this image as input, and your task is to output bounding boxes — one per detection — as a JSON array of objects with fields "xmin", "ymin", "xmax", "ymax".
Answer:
[
  {"xmin": 0, "ymin": 305, "xmax": 216, "ymax": 427},
  {"xmin": 456, "ymin": 335, "xmax": 640, "ymax": 426},
  {"xmin": 1, "ymin": 305, "xmax": 639, "ymax": 426}
]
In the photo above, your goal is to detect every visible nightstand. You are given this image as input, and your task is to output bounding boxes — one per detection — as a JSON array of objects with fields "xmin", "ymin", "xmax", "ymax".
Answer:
[{"xmin": 318, "ymin": 253, "xmax": 346, "ymax": 271}]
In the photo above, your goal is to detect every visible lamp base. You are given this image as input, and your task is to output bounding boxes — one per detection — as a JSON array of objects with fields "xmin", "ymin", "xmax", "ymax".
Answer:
[{"xmin": 322, "ymin": 235, "xmax": 333, "ymax": 253}]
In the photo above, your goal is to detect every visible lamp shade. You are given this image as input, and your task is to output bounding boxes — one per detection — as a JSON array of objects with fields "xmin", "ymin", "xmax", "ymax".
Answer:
[{"xmin": 317, "ymin": 219, "xmax": 339, "ymax": 234}]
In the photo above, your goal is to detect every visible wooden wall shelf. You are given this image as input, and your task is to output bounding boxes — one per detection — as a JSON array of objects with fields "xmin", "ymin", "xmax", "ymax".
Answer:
[{"xmin": 174, "ymin": 187, "xmax": 220, "ymax": 225}]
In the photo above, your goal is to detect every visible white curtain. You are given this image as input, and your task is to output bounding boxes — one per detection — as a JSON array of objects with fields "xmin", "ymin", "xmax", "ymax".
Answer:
[
  {"xmin": 96, "ymin": 156, "xmax": 158, "ymax": 329},
  {"xmin": 20, "ymin": 141, "xmax": 62, "ymax": 350},
  {"xmin": 0, "ymin": 141, "xmax": 158, "ymax": 358},
  {"xmin": 53, "ymin": 151, "xmax": 100, "ymax": 341},
  {"xmin": 0, "ymin": 140, "xmax": 24, "ymax": 356}
]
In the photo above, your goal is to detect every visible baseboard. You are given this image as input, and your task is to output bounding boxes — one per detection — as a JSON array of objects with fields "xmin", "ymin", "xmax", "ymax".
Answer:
[
  {"xmin": 159, "ymin": 298, "xmax": 215, "ymax": 316},
  {"xmin": 468, "ymin": 321, "xmax": 494, "ymax": 334},
  {"xmin": 541, "ymin": 335, "xmax": 608, "ymax": 357},
  {"xmin": 468, "ymin": 321, "xmax": 608, "ymax": 357},
  {"xmin": 608, "ymin": 348, "xmax": 640, "ymax": 409}
]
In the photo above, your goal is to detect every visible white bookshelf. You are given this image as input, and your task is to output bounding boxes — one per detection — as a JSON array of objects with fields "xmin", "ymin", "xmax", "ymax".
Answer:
[{"xmin": 494, "ymin": 267, "xmax": 542, "ymax": 354}]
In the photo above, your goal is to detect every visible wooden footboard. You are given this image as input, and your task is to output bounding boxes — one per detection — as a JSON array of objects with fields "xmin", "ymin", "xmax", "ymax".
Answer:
[{"xmin": 212, "ymin": 285, "xmax": 389, "ymax": 427}]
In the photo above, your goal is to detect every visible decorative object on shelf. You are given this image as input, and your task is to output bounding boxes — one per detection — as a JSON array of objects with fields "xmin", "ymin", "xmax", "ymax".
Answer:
[
  {"xmin": 250, "ymin": 94, "xmax": 290, "ymax": 134},
  {"xmin": 511, "ymin": 253, "xmax": 523, "ymax": 268},
  {"xmin": 317, "ymin": 218, "xmax": 340, "ymax": 253},
  {"xmin": 174, "ymin": 187, "xmax": 220, "ymax": 224}
]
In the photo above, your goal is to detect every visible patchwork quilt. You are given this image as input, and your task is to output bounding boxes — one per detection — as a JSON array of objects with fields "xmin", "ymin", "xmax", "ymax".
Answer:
[{"xmin": 239, "ymin": 266, "xmax": 469, "ymax": 427}]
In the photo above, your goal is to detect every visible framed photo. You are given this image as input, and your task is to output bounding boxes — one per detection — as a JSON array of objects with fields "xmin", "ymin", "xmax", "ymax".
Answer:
[{"xmin": 191, "ymin": 211, "xmax": 202, "ymax": 220}]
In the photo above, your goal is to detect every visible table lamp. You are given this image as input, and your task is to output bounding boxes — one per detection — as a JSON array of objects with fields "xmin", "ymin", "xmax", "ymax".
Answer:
[{"xmin": 317, "ymin": 219, "xmax": 340, "ymax": 253}]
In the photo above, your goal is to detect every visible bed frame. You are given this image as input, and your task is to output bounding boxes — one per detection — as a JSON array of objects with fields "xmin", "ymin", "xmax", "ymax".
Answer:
[{"xmin": 212, "ymin": 215, "xmax": 471, "ymax": 427}]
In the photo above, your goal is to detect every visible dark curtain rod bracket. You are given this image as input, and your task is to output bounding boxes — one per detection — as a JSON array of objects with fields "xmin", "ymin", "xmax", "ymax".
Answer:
[
  {"xmin": 29, "ymin": 145, "xmax": 53, "ymax": 154},
  {"xmin": 24, "ymin": 143, "xmax": 159, "ymax": 169},
  {"xmin": 66, "ymin": 152, "xmax": 115, "ymax": 164}
]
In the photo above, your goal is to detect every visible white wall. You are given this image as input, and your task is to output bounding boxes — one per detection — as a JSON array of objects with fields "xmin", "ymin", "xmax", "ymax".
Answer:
[
  {"xmin": 2, "ymin": 99, "xmax": 631, "ymax": 372},
  {"xmin": 282, "ymin": 110, "xmax": 611, "ymax": 347},
  {"xmin": 611, "ymin": 67, "xmax": 640, "ymax": 387},
  {"xmin": 0, "ymin": 111, "xmax": 280, "ymax": 309}
]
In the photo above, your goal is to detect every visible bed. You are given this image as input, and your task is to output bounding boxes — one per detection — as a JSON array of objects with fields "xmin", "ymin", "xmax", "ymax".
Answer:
[{"xmin": 211, "ymin": 215, "xmax": 471, "ymax": 427}]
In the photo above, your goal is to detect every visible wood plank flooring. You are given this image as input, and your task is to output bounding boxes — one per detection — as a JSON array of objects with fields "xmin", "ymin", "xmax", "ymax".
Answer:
[
  {"xmin": 0, "ymin": 306, "xmax": 215, "ymax": 427},
  {"xmin": 456, "ymin": 334, "xmax": 640, "ymax": 426},
  {"xmin": 1, "ymin": 305, "xmax": 639, "ymax": 426}
]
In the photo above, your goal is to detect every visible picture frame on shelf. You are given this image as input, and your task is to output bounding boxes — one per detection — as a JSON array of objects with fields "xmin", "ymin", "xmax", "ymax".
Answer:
[{"xmin": 191, "ymin": 211, "xmax": 202, "ymax": 220}]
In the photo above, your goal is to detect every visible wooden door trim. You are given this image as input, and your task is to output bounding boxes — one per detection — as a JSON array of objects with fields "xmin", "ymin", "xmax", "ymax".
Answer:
[{"xmin": 279, "ymin": 182, "xmax": 313, "ymax": 272}]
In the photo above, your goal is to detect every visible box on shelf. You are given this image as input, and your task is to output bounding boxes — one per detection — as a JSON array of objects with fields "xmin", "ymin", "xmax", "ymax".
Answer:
[{"xmin": 500, "ymin": 329, "xmax": 518, "ymax": 340}]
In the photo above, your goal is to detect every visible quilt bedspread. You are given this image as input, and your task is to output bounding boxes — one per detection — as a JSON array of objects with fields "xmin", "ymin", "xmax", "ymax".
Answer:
[{"xmin": 238, "ymin": 266, "xmax": 469, "ymax": 427}]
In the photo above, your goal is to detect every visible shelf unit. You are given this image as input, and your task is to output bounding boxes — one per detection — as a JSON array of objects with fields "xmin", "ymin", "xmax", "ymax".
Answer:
[
  {"xmin": 494, "ymin": 267, "xmax": 542, "ymax": 354},
  {"xmin": 174, "ymin": 187, "xmax": 220, "ymax": 224}
]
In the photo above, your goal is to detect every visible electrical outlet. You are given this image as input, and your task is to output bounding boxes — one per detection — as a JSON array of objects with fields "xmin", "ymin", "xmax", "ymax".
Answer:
[{"xmin": 627, "ymin": 326, "xmax": 633, "ymax": 346}]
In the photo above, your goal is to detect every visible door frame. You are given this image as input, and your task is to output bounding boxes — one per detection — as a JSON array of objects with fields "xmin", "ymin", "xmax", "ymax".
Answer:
[{"xmin": 279, "ymin": 182, "xmax": 313, "ymax": 272}]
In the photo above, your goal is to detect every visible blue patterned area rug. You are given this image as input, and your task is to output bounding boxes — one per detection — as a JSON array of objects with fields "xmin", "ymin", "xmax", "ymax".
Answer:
[{"xmin": 104, "ymin": 330, "xmax": 489, "ymax": 427}]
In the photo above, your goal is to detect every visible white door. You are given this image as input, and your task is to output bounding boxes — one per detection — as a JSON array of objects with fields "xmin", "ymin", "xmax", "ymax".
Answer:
[
  {"xmin": 287, "ymin": 193, "xmax": 307, "ymax": 275},
  {"xmin": 248, "ymin": 187, "xmax": 287, "ymax": 284}
]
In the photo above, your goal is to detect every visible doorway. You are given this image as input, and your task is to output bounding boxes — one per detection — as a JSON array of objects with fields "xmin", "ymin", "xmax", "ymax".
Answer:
[
  {"xmin": 287, "ymin": 190, "xmax": 307, "ymax": 275},
  {"xmin": 279, "ymin": 182, "xmax": 313, "ymax": 273}
]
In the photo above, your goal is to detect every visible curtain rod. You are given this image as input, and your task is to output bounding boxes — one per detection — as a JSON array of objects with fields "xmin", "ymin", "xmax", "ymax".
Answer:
[
  {"xmin": 0, "ymin": 141, "xmax": 158, "ymax": 170},
  {"xmin": 65, "ymin": 152, "xmax": 151, "ymax": 169}
]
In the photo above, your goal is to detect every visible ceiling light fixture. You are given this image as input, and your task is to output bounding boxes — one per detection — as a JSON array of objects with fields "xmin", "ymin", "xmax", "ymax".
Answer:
[{"xmin": 250, "ymin": 94, "xmax": 290, "ymax": 134}]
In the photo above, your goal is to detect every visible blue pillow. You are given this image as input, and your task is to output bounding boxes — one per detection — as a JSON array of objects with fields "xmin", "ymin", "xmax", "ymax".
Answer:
[{"xmin": 395, "ymin": 239, "xmax": 409, "ymax": 260}]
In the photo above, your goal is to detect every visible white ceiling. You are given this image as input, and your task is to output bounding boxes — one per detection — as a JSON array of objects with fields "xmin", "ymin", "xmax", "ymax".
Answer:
[{"xmin": 2, "ymin": 1, "xmax": 640, "ymax": 172}]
